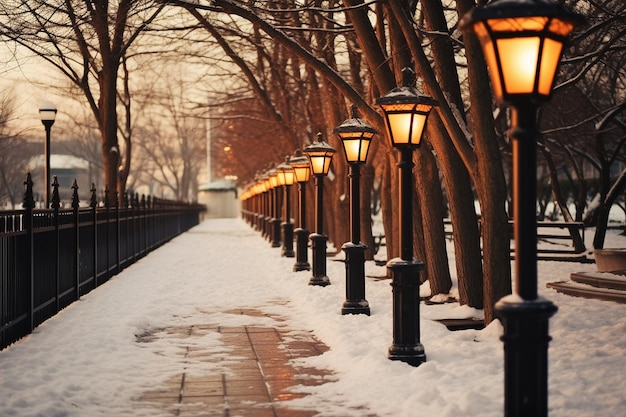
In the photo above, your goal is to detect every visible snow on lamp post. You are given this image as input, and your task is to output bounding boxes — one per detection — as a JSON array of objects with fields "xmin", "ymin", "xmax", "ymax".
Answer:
[
  {"xmin": 461, "ymin": 1, "xmax": 584, "ymax": 415},
  {"xmin": 376, "ymin": 67, "xmax": 437, "ymax": 367},
  {"xmin": 333, "ymin": 104, "xmax": 377, "ymax": 315}
]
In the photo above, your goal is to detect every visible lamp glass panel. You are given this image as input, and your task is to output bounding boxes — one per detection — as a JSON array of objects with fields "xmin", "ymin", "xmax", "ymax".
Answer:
[
  {"xmin": 309, "ymin": 155, "xmax": 330, "ymax": 175},
  {"xmin": 488, "ymin": 16, "xmax": 548, "ymax": 32},
  {"xmin": 342, "ymin": 138, "xmax": 369, "ymax": 163},
  {"xmin": 293, "ymin": 165, "xmax": 310, "ymax": 182},
  {"xmin": 284, "ymin": 170, "xmax": 295, "ymax": 185},
  {"xmin": 277, "ymin": 171, "xmax": 287, "ymax": 185},
  {"xmin": 39, "ymin": 109, "xmax": 57, "ymax": 122},
  {"xmin": 387, "ymin": 112, "xmax": 427, "ymax": 146},
  {"xmin": 269, "ymin": 175, "xmax": 279, "ymax": 188},
  {"xmin": 549, "ymin": 18, "xmax": 574, "ymax": 36},
  {"xmin": 474, "ymin": 22, "xmax": 503, "ymax": 100},
  {"xmin": 322, "ymin": 156, "xmax": 332, "ymax": 174},
  {"xmin": 538, "ymin": 38, "xmax": 564, "ymax": 95},
  {"xmin": 359, "ymin": 140, "xmax": 371, "ymax": 161},
  {"xmin": 497, "ymin": 37, "xmax": 541, "ymax": 94}
]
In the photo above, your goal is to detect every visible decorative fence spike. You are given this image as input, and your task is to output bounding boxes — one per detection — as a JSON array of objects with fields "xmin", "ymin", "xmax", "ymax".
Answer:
[
  {"xmin": 71, "ymin": 179, "xmax": 80, "ymax": 209},
  {"xmin": 90, "ymin": 183, "xmax": 97, "ymax": 209},
  {"xmin": 22, "ymin": 173, "xmax": 35, "ymax": 209},
  {"xmin": 51, "ymin": 176, "xmax": 61, "ymax": 210}
]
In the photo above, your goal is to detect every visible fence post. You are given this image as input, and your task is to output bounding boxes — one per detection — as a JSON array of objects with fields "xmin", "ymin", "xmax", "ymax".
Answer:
[
  {"xmin": 115, "ymin": 191, "xmax": 120, "ymax": 275},
  {"xmin": 71, "ymin": 180, "xmax": 80, "ymax": 300},
  {"xmin": 134, "ymin": 193, "xmax": 140, "ymax": 259},
  {"xmin": 90, "ymin": 183, "xmax": 98, "ymax": 288},
  {"xmin": 51, "ymin": 176, "xmax": 61, "ymax": 312},
  {"xmin": 141, "ymin": 194, "xmax": 147, "ymax": 256},
  {"xmin": 147, "ymin": 196, "xmax": 152, "ymax": 250},
  {"xmin": 104, "ymin": 187, "xmax": 110, "ymax": 281},
  {"xmin": 124, "ymin": 192, "xmax": 130, "ymax": 267},
  {"xmin": 22, "ymin": 173, "xmax": 35, "ymax": 333},
  {"xmin": 131, "ymin": 193, "xmax": 137, "ymax": 262}
]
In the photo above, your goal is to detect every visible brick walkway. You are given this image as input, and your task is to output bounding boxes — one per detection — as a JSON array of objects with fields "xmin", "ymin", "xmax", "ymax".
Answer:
[{"xmin": 136, "ymin": 308, "xmax": 335, "ymax": 417}]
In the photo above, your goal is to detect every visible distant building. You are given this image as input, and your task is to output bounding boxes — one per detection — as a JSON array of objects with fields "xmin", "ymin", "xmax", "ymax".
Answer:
[
  {"xmin": 28, "ymin": 154, "xmax": 92, "ymax": 205},
  {"xmin": 198, "ymin": 179, "xmax": 240, "ymax": 218}
]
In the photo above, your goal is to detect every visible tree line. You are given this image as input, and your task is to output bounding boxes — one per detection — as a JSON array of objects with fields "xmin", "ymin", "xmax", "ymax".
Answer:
[{"xmin": 1, "ymin": 0, "xmax": 624, "ymax": 323}]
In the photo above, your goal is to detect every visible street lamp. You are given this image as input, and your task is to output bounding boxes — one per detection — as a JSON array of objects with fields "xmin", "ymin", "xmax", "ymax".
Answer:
[
  {"xmin": 376, "ymin": 67, "xmax": 437, "ymax": 366},
  {"xmin": 276, "ymin": 158, "xmax": 296, "ymax": 257},
  {"xmin": 461, "ymin": 1, "xmax": 583, "ymax": 416},
  {"xmin": 260, "ymin": 172, "xmax": 271, "ymax": 239},
  {"xmin": 255, "ymin": 181, "xmax": 265, "ymax": 232},
  {"xmin": 303, "ymin": 133, "xmax": 336, "ymax": 286},
  {"xmin": 268, "ymin": 168, "xmax": 282, "ymax": 247},
  {"xmin": 333, "ymin": 104, "xmax": 377, "ymax": 315},
  {"xmin": 39, "ymin": 101, "xmax": 57, "ymax": 208},
  {"xmin": 291, "ymin": 149, "xmax": 312, "ymax": 272}
]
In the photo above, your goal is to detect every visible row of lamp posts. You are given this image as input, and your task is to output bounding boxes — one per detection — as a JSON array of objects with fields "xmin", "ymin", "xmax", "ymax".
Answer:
[
  {"xmin": 242, "ymin": 1, "xmax": 582, "ymax": 416},
  {"xmin": 242, "ymin": 78, "xmax": 436, "ymax": 367}
]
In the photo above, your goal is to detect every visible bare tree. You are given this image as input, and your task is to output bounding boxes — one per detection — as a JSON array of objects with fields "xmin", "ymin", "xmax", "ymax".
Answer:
[
  {"xmin": 0, "ymin": 90, "xmax": 38, "ymax": 208},
  {"xmin": 0, "ymin": 0, "xmax": 167, "ymax": 202},
  {"xmin": 129, "ymin": 75, "xmax": 206, "ymax": 201}
]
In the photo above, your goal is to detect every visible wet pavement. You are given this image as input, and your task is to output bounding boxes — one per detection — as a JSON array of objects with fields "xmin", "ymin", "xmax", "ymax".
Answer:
[{"xmin": 136, "ymin": 308, "xmax": 335, "ymax": 417}]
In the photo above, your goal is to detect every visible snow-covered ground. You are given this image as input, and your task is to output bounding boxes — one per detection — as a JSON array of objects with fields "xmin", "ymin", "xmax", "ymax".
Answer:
[{"xmin": 0, "ymin": 218, "xmax": 624, "ymax": 417}]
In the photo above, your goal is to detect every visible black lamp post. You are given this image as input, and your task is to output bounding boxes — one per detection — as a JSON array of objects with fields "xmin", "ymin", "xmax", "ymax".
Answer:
[
  {"xmin": 261, "ymin": 173, "xmax": 271, "ymax": 240},
  {"xmin": 291, "ymin": 149, "xmax": 312, "ymax": 272},
  {"xmin": 461, "ymin": 1, "xmax": 583, "ymax": 416},
  {"xmin": 333, "ymin": 104, "xmax": 377, "ymax": 315},
  {"xmin": 376, "ymin": 67, "xmax": 437, "ymax": 367},
  {"xmin": 268, "ymin": 169, "xmax": 282, "ymax": 247},
  {"xmin": 303, "ymin": 133, "xmax": 336, "ymax": 286},
  {"xmin": 253, "ymin": 181, "xmax": 263, "ymax": 231},
  {"xmin": 277, "ymin": 158, "xmax": 296, "ymax": 257},
  {"xmin": 39, "ymin": 102, "xmax": 57, "ymax": 208}
]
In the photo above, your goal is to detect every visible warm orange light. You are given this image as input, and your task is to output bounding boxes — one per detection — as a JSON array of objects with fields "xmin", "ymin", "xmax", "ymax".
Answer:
[
  {"xmin": 303, "ymin": 134, "xmax": 336, "ymax": 176},
  {"xmin": 461, "ymin": 1, "xmax": 584, "ymax": 105},
  {"xmin": 333, "ymin": 105, "xmax": 377, "ymax": 163}
]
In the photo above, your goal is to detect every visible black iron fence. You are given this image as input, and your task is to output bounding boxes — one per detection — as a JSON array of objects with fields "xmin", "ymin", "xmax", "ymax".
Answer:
[{"xmin": 1, "ymin": 174, "xmax": 205, "ymax": 350}]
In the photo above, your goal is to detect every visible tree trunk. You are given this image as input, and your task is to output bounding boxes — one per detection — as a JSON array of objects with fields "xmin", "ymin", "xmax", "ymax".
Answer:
[
  {"xmin": 456, "ymin": 0, "xmax": 512, "ymax": 323},
  {"xmin": 99, "ymin": 61, "xmax": 120, "ymax": 205},
  {"xmin": 420, "ymin": 0, "xmax": 484, "ymax": 308},
  {"xmin": 539, "ymin": 144, "xmax": 586, "ymax": 252},
  {"xmin": 361, "ymin": 164, "xmax": 376, "ymax": 260},
  {"xmin": 594, "ymin": 168, "xmax": 626, "ymax": 249},
  {"xmin": 415, "ymin": 140, "xmax": 452, "ymax": 295},
  {"xmin": 381, "ymin": 154, "xmax": 397, "ymax": 261}
]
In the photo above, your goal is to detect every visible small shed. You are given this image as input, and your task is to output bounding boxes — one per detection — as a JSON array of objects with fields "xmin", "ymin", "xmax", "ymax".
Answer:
[{"xmin": 198, "ymin": 179, "xmax": 240, "ymax": 218}]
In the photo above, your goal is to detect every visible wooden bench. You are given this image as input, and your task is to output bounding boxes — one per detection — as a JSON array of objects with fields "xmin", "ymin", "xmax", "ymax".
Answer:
[{"xmin": 444, "ymin": 218, "xmax": 587, "ymax": 260}]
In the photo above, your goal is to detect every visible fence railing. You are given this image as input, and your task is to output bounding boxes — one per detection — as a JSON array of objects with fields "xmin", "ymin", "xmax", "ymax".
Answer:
[{"xmin": 1, "ymin": 174, "xmax": 205, "ymax": 350}]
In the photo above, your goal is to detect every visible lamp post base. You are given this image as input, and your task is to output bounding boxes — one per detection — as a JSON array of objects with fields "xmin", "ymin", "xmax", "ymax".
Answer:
[
  {"xmin": 495, "ymin": 295, "xmax": 557, "ymax": 417},
  {"xmin": 341, "ymin": 242, "xmax": 370, "ymax": 315},
  {"xmin": 309, "ymin": 233, "xmax": 330, "ymax": 286},
  {"xmin": 388, "ymin": 344, "xmax": 426, "ymax": 367},
  {"xmin": 341, "ymin": 300, "xmax": 370, "ymax": 315},
  {"xmin": 387, "ymin": 257, "xmax": 425, "ymax": 367},
  {"xmin": 293, "ymin": 228, "xmax": 311, "ymax": 271},
  {"xmin": 271, "ymin": 218, "xmax": 281, "ymax": 247},
  {"xmin": 281, "ymin": 222, "xmax": 295, "ymax": 257}
]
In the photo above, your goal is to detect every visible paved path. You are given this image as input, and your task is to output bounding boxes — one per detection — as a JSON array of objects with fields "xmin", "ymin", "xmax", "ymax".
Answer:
[{"xmin": 136, "ymin": 308, "xmax": 335, "ymax": 417}]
